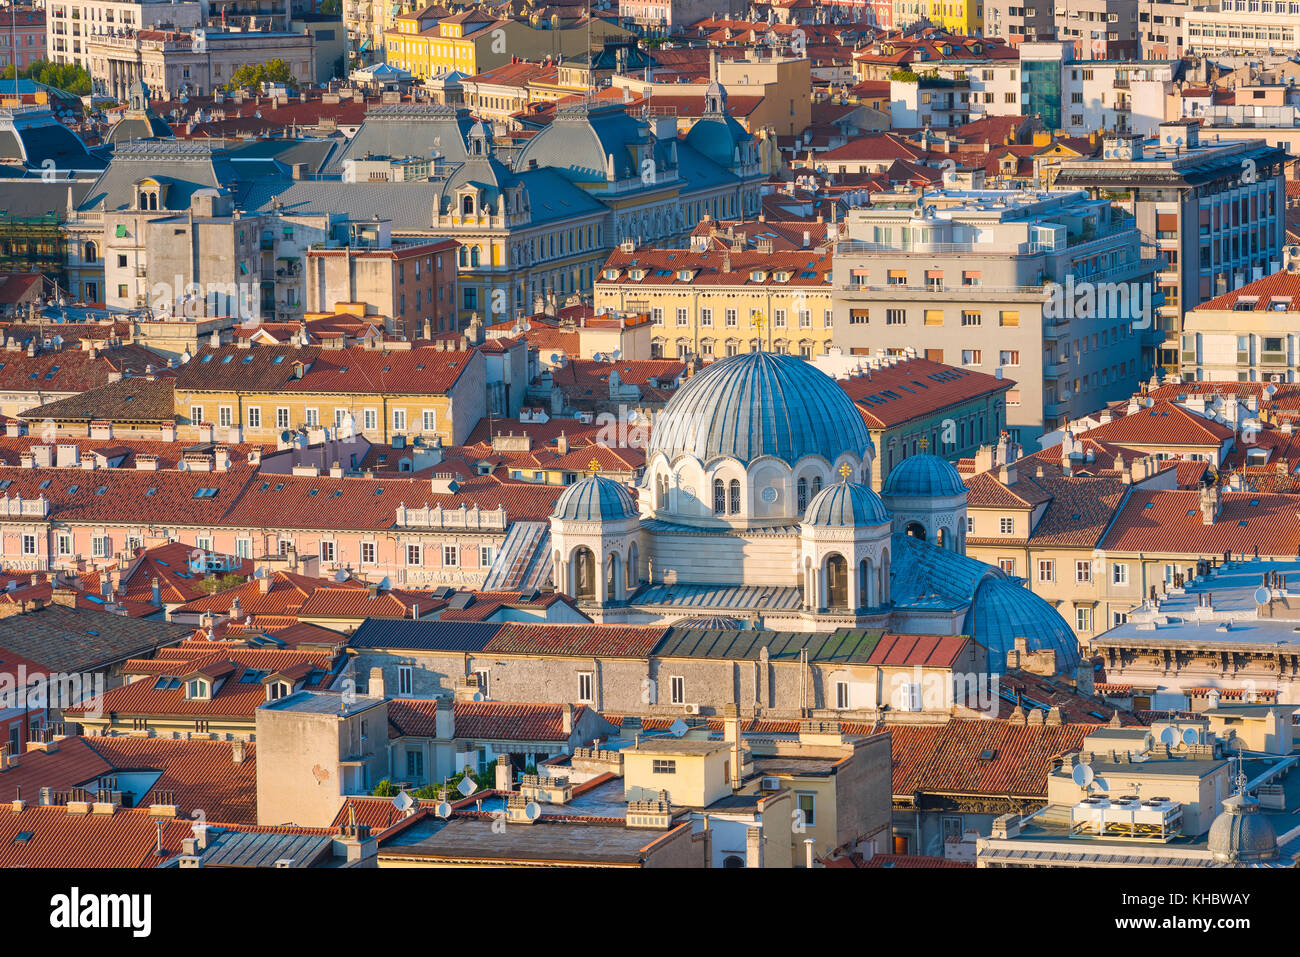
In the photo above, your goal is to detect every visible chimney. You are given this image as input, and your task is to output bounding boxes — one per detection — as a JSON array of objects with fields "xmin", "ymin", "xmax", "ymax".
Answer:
[
  {"xmin": 494, "ymin": 754, "xmax": 513, "ymax": 792},
  {"xmin": 151, "ymin": 577, "xmax": 161, "ymax": 606},
  {"xmin": 1200, "ymin": 483, "xmax": 1221, "ymax": 525},
  {"xmin": 723, "ymin": 703, "xmax": 742, "ymax": 790},
  {"xmin": 232, "ymin": 739, "xmax": 246, "ymax": 764},
  {"xmin": 561, "ymin": 703, "xmax": 573, "ymax": 736},
  {"xmin": 435, "ymin": 697, "xmax": 454, "ymax": 739}
]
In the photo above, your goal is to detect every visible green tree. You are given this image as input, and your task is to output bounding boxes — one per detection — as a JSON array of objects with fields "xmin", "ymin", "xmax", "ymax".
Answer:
[
  {"xmin": 1, "ymin": 59, "xmax": 92, "ymax": 96},
  {"xmin": 370, "ymin": 778, "xmax": 399, "ymax": 797},
  {"xmin": 225, "ymin": 58, "xmax": 298, "ymax": 92}
]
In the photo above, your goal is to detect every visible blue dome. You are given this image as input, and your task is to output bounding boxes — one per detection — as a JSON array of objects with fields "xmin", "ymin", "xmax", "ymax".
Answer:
[
  {"xmin": 551, "ymin": 475, "xmax": 637, "ymax": 521},
  {"xmin": 648, "ymin": 352, "xmax": 870, "ymax": 466},
  {"xmin": 963, "ymin": 578, "xmax": 1081, "ymax": 672},
  {"xmin": 882, "ymin": 454, "xmax": 967, "ymax": 498},
  {"xmin": 803, "ymin": 481, "xmax": 891, "ymax": 528}
]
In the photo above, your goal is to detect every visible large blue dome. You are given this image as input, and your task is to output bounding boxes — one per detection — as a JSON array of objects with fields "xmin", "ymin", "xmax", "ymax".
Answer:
[
  {"xmin": 963, "ymin": 578, "xmax": 1081, "ymax": 672},
  {"xmin": 803, "ymin": 481, "xmax": 891, "ymax": 528},
  {"xmin": 882, "ymin": 453, "xmax": 967, "ymax": 498},
  {"xmin": 551, "ymin": 475, "xmax": 637, "ymax": 521},
  {"xmin": 648, "ymin": 352, "xmax": 870, "ymax": 466}
]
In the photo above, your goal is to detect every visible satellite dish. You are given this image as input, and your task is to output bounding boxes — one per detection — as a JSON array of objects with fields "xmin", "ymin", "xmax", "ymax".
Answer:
[
  {"xmin": 668, "ymin": 718, "xmax": 688, "ymax": 738},
  {"xmin": 435, "ymin": 801, "xmax": 452, "ymax": 819},
  {"xmin": 254, "ymin": 567, "xmax": 270, "ymax": 579},
  {"xmin": 549, "ymin": 353, "xmax": 560, "ymax": 364},
  {"xmin": 1130, "ymin": 751, "xmax": 1149, "ymax": 763},
  {"xmin": 1071, "ymin": 763, "xmax": 1095, "ymax": 788},
  {"xmin": 524, "ymin": 801, "xmax": 541, "ymax": 821},
  {"xmin": 1159, "ymin": 727, "xmax": 1178, "ymax": 747},
  {"xmin": 521, "ymin": 320, "xmax": 531, "ymax": 332},
  {"xmin": 378, "ymin": 576, "xmax": 391, "ymax": 590},
  {"xmin": 392, "ymin": 790, "xmax": 414, "ymax": 813},
  {"xmin": 1255, "ymin": 586, "xmax": 1272, "ymax": 605},
  {"xmin": 1182, "ymin": 727, "xmax": 1199, "ymax": 746},
  {"xmin": 334, "ymin": 568, "xmax": 349, "ymax": 583},
  {"xmin": 456, "ymin": 774, "xmax": 478, "ymax": 797},
  {"xmin": 611, "ymin": 349, "xmax": 621, "ymax": 361}
]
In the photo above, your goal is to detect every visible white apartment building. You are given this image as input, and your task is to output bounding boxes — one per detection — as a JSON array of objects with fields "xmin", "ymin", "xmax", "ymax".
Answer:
[
  {"xmin": 46, "ymin": 0, "xmax": 206, "ymax": 72},
  {"xmin": 831, "ymin": 188, "xmax": 1154, "ymax": 446},
  {"xmin": 1186, "ymin": 0, "xmax": 1300, "ymax": 56}
]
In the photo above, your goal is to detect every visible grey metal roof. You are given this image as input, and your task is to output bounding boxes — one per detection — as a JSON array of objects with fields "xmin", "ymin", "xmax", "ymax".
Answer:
[
  {"xmin": 348, "ymin": 619, "xmax": 503, "ymax": 652},
  {"xmin": 196, "ymin": 829, "xmax": 335, "ymax": 868},
  {"xmin": 648, "ymin": 352, "xmax": 872, "ymax": 467},
  {"xmin": 654, "ymin": 626, "xmax": 885, "ymax": 663},
  {"xmin": 631, "ymin": 581, "xmax": 804, "ymax": 611},
  {"xmin": 324, "ymin": 103, "xmax": 477, "ymax": 173}
]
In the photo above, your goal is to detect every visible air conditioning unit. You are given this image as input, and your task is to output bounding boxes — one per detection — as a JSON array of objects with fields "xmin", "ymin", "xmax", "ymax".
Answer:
[
  {"xmin": 682, "ymin": 703, "xmax": 701, "ymax": 715},
  {"xmin": 760, "ymin": 776, "xmax": 781, "ymax": 791}
]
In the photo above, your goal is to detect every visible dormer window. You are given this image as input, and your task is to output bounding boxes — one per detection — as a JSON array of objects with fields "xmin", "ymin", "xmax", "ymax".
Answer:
[
  {"xmin": 460, "ymin": 194, "xmax": 475, "ymax": 216},
  {"xmin": 266, "ymin": 681, "xmax": 291, "ymax": 701},
  {"xmin": 185, "ymin": 679, "xmax": 210, "ymax": 700}
]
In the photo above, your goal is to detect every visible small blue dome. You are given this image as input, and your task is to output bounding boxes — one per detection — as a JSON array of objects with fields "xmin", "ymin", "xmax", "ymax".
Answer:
[
  {"xmin": 882, "ymin": 454, "xmax": 967, "ymax": 499},
  {"xmin": 803, "ymin": 481, "xmax": 891, "ymax": 528},
  {"xmin": 551, "ymin": 475, "xmax": 637, "ymax": 521},
  {"xmin": 648, "ymin": 352, "xmax": 870, "ymax": 466},
  {"xmin": 963, "ymin": 578, "xmax": 1081, "ymax": 672}
]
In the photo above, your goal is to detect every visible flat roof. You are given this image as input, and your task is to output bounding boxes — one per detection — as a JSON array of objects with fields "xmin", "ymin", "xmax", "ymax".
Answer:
[
  {"xmin": 378, "ymin": 816, "xmax": 684, "ymax": 864},
  {"xmin": 626, "ymin": 739, "xmax": 731, "ymax": 756},
  {"xmin": 259, "ymin": 690, "xmax": 384, "ymax": 717}
]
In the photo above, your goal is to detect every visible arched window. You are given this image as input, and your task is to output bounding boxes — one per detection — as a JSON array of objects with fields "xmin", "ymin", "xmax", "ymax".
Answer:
[
  {"xmin": 812, "ymin": 475, "xmax": 822, "ymax": 496},
  {"xmin": 797, "ymin": 477, "xmax": 808, "ymax": 512},
  {"xmin": 626, "ymin": 542, "xmax": 639, "ymax": 589},
  {"xmin": 573, "ymin": 547, "xmax": 596, "ymax": 599},
  {"xmin": 905, "ymin": 521, "xmax": 926, "ymax": 541},
  {"xmin": 826, "ymin": 555, "xmax": 848, "ymax": 609},
  {"xmin": 713, "ymin": 478, "xmax": 726, "ymax": 514},
  {"xmin": 470, "ymin": 247, "xmax": 481, "ymax": 267},
  {"xmin": 728, "ymin": 479, "xmax": 741, "ymax": 514},
  {"xmin": 458, "ymin": 246, "xmax": 468, "ymax": 267},
  {"xmin": 461, "ymin": 194, "xmax": 474, "ymax": 215},
  {"xmin": 83, "ymin": 242, "xmax": 97, "ymax": 264}
]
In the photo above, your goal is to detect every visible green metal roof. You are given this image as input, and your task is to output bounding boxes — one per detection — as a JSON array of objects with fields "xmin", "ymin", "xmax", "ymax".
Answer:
[{"xmin": 653, "ymin": 627, "xmax": 885, "ymax": 664}]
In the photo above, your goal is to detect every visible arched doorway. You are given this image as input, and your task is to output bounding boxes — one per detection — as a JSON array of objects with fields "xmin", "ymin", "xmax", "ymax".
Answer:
[
  {"xmin": 859, "ymin": 558, "xmax": 873, "ymax": 609},
  {"xmin": 573, "ymin": 547, "xmax": 596, "ymax": 600},
  {"xmin": 825, "ymin": 555, "xmax": 849, "ymax": 609},
  {"xmin": 905, "ymin": 521, "xmax": 926, "ymax": 541},
  {"xmin": 936, "ymin": 527, "xmax": 947, "ymax": 549}
]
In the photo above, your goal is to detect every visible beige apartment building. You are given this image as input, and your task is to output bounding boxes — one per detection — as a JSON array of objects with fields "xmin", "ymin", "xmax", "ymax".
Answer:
[
  {"xmin": 831, "ymin": 187, "xmax": 1154, "ymax": 446},
  {"xmin": 1180, "ymin": 268, "xmax": 1300, "ymax": 383},
  {"xmin": 594, "ymin": 244, "xmax": 834, "ymax": 361}
]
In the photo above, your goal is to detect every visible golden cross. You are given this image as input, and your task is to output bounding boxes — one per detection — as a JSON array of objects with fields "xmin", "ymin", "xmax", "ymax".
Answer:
[
  {"xmin": 587, "ymin": 457, "xmax": 600, "ymax": 474},
  {"xmin": 838, "ymin": 464, "xmax": 853, "ymax": 480},
  {"xmin": 918, "ymin": 436, "xmax": 929, "ymax": 451},
  {"xmin": 751, "ymin": 312, "xmax": 766, "ymax": 330}
]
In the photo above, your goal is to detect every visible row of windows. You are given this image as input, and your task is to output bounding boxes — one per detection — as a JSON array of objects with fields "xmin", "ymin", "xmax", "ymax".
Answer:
[
  {"xmin": 190, "ymin": 406, "xmax": 438, "ymax": 433},
  {"xmin": 652, "ymin": 307, "xmax": 832, "ymax": 328}
]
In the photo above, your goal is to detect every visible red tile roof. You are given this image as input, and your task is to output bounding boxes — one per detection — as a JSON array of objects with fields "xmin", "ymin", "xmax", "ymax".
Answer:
[
  {"xmin": 484, "ymin": 623, "xmax": 665, "ymax": 658},
  {"xmin": 0, "ymin": 805, "xmax": 194, "ymax": 867},
  {"xmin": 1196, "ymin": 269, "xmax": 1300, "ymax": 312},
  {"xmin": 389, "ymin": 698, "xmax": 590, "ymax": 741},
  {"xmin": 838, "ymin": 358, "xmax": 1013, "ymax": 429},
  {"xmin": 866, "ymin": 634, "xmax": 972, "ymax": 667},
  {"xmin": 1080, "ymin": 399, "xmax": 1235, "ymax": 447},
  {"xmin": 1099, "ymin": 489, "xmax": 1300, "ymax": 556},
  {"xmin": 888, "ymin": 721, "xmax": 1097, "ymax": 798}
]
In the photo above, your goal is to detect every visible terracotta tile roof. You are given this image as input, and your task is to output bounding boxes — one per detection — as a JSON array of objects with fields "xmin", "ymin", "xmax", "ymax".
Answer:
[
  {"xmin": 436, "ymin": 590, "xmax": 573, "ymax": 622},
  {"xmin": 1080, "ymin": 400, "xmax": 1234, "ymax": 447},
  {"xmin": 484, "ymin": 623, "xmax": 665, "ymax": 658},
  {"xmin": 175, "ymin": 570, "xmax": 341, "ymax": 618},
  {"xmin": 888, "ymin": 721, "xmax": 1097, "ymax": 798},
  {"xmin": 1196, "ymin": 269, "xmax": 1300, "ymax": 312},
  {"xmin": 21, "ymin": 376, "xmax": 177, "ymax": 423},
  {"xmin": 176, "ymin": 344, "xmax": 477, "ymax": 396},
  {"xmin": 0, "ymin": 805, "xmax": 193, "ymax": 867},
  {"xmin": 599, "ymin": 247, "xmax": 831, "ymax": 288},
  {"xmin": 65, "ymin": 647, "xmax": 338, "ymax": 720},
  {"xmin": 0, "ymin": 343, "xmax": 168, "ymax": 394},
  {"xmin": 865, "ymin": 634, "xmax": 972, "ymax": 667},
  {"xmin": 388, "ymin": 698, "xmax": 588, "ymax": 741},
  {"xmin": 1099, "ymin": 489, "xmax": 1300, "ymax": 555},
  {"xmin": 297, "ymin": 585, "xmax": 444, "ymax": 620},
  {"xmin": 838, "ymin": 358, "xmax": 1012, "ymax": 429},
  {"xmin": 82, "ymin": 736, "xmax": 257, "ymax": 824}
]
